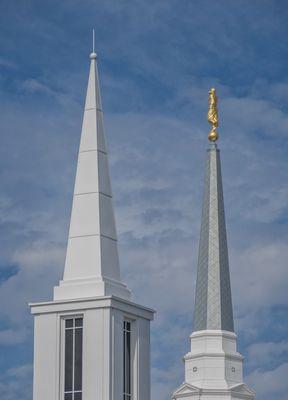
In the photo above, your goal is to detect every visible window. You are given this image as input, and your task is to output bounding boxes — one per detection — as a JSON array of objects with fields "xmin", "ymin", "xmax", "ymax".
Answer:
[
  {"xmin": 123, "ymin": 321, "xmax": 132, "ymax": 400},
  {"xmin": 64, "ymin": 317, "xmax": 83, "ymax": 400}
]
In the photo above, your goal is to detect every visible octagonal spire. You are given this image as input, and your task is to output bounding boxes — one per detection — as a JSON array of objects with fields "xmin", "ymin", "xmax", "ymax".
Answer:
[{"xmin": 193, "ymin": 90, "xmax": 234, "ymax": 332}]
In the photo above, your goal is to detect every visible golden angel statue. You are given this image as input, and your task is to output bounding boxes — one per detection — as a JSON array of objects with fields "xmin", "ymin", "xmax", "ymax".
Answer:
[{"xmin": 207, "ymin": 88, "xmax": 219, "ymax": 142}]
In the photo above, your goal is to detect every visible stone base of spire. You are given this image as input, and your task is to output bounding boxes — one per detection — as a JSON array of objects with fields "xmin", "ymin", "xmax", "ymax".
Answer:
[
  {"xmin": 53, "ymin": 276, "xmax": 131, "ymax": 301},
  {"xmin": 172, "ymin": 330, "xmax": 254, "ymax": 400}
]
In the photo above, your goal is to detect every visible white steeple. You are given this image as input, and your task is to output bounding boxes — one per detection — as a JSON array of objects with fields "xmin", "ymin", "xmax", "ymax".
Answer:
[
  {"xmin": 30, "ymin": 44, "xmax": 154, "ymax": 400},
  {"xmin": 54, "ymin": 46, "xmax": 131, "ymax": 301}
]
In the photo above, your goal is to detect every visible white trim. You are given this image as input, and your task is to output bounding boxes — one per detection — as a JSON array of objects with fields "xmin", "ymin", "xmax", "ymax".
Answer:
[
  {"xmin": 60, "ymin": 316, "xmax": 65, "ymax": 400},
  {"xmin": 132, "ymin": 318, "xmax": 139, "ymax": 400},
  {"xmin": 30, "ymin": 295, "xmax": 155, "ymax": 321}
]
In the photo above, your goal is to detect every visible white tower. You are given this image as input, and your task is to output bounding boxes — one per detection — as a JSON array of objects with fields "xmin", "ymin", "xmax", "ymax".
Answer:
[
  {"xmin": 172, "ymin": 89, "xmax": 255, "ymax": 400},
  {"xmin": 30, "ymin": 44, "xmax": 154, "ymax": 400}
]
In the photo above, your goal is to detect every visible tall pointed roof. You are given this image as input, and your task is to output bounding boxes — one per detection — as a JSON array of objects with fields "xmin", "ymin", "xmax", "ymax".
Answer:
[
  {"xmin": 193, "ymin": 90, "xmax": 234, "ymax": 332},
  {"xmin": 54, "ymin": 50, "xmax": 131, "ymax": 301},
  {"xmin": 172, "ymin": 90, "xmax": 254, "ymax": 400}
]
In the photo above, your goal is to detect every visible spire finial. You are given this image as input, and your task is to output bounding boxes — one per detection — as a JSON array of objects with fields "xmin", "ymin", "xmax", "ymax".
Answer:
[
  {"xmin": 90, "ymin": 29, "xmax": 97, "ymax": 60},
  {"xmin": 207, "ymin": 88, "xmax": 219, "ymax": 142}
]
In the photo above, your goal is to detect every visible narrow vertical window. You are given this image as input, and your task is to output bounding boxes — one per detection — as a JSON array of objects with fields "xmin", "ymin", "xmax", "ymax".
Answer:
[
  {"xmin": 123, "ymin": 320, "xmax": 132, "ymax": 400},
  {"xmin": 64, "ymin": 317, "xmax": 83, "ymax": 400}
]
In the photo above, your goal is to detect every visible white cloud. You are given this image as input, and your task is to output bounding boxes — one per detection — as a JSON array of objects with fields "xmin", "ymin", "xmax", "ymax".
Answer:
[
  {"xmin": 152, "ymin": 363, "xmax": 183, "ymax": 400},
  {"xmin": 0, "ymin": 57, "xmax": 16, "ymax": 69},
  {"xmin": 0, "ymin": 364, "xmax": 32, "ymax": 400},
  {"xmin": 6, "ymin": 364, "xmax": 33, "ymax": 379},
  {"xmin": 0, "ymin": 240, "xmax": 64, "ymax": 324},
  {"xmin": 247, "ymin": 341, "xmax": 288, "ymax": 369},
  {"xmin": 247, "ymin": 363, "xmax": 288, "ymax": 400},
  {"xmin": 232, "ymin": 242, "xmax": 288, "ymax": 317},
  {"xmin": 0, "ymin": 328, "xmax": 28, "ymax": 345}
]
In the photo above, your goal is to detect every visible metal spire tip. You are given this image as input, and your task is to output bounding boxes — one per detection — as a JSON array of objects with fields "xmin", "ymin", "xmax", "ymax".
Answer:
[{"xmin": 90, "ymin": 29, "xmax": 97, "ymax": 59}]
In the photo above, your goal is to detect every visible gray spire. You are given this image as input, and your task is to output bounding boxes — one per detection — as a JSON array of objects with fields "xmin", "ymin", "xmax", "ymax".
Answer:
[{"xmin": 193, "ymin": 143, "xmax": 234, "ymax": 332}]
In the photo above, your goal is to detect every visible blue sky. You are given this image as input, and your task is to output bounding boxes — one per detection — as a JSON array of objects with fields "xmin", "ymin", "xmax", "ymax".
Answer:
[{"xmin": 0, "ymin": 0, "xmax": 288, "ymax": 399}]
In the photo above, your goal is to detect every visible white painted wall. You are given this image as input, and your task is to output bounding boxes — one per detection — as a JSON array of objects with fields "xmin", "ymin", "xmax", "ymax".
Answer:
[
  {"xmin": 184, "ymin": 331, "xmax": 243, "ymax": 389},
  {"xmin": 172, "ymin": 330, "xmax": 254, "ymax": 400},
  {"xmin": 30, "ymin": 296, "xmax": 154, "ymax": 400},
  {"xmin": 33, "ymin": 313, "xmax": 60, "ymax": 400}
]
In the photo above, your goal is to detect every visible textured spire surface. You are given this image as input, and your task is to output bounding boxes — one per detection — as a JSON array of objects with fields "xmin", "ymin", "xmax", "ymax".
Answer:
[
  {"xmin": 54, "ymin": 53, "xmax": 131, "ymax": 301},
  {"xmin": 193, "ymin": 143, "xmax": 234, "ymax": 332}
]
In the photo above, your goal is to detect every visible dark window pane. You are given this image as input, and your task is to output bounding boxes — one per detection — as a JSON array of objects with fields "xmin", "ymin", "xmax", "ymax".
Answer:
[
  {"xmin": 64, "ymin": 330, "xmax": 73, "ymax": 391},
  {"xmin": 75, "ymin": 318, "xmax": 83, "ymax": 327},
  {"xmin": 123, "ymin": 329, "xmax": 126, "ymax": 396},
  {"xmin": 123, "ymin": 321, "xmax": 132, "ymax": 397},
  {"xmin": 126, "ymin": 330, "xmax": 131, "ymax": 393},
  {"xmin": 65, "ymin": 319, "xmax": 73, "ymax": 328},
  {"xmin": 64, "ymin": 317, "xmax": 84, "ymax": 399},
  {"xmin": 74, "ymin": 328, "xmax": 83, "ymax": 391}
]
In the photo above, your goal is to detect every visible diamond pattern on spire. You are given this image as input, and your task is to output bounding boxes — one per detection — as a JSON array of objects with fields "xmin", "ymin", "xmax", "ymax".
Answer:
[{"xmin": 193, "ymin": 145, "xmax": 234, "ymax": 332}]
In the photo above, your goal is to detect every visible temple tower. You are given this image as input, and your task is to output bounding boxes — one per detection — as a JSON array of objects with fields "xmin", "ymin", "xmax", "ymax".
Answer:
[
  {"xmin": 30, "ymin": 43, "xmax": 154, "ymax": 400},
  {"xmin": 172, "ymin": 89, "xmax": 255, "ymax": 400}
]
